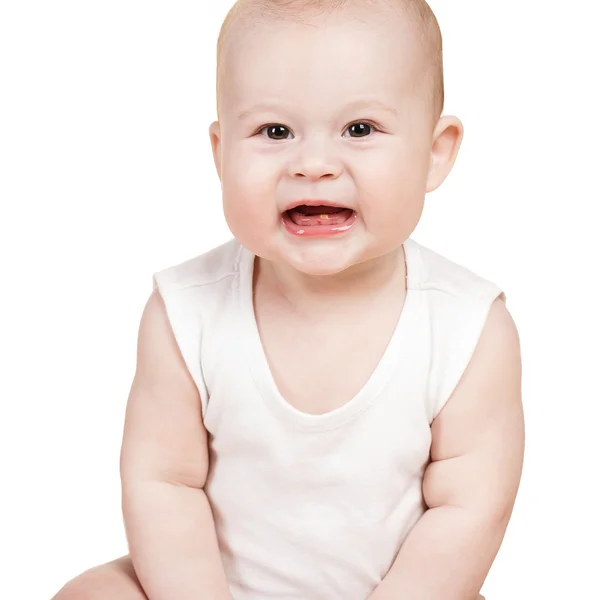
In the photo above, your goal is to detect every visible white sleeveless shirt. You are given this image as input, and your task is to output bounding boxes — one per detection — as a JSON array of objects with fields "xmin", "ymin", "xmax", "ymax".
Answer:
[{"xmin": 152, "ymin": 237, "xmax": 505, "ymax": 600}]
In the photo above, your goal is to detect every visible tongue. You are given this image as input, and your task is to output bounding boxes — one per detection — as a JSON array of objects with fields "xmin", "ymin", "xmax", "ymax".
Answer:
[
  {"xmin": 288, "ymin": 205, "xmax": 353, "ymax": 226},
  {"xmin": 298, "ymin": 205, "xmax": 344, "ymax": 215}
]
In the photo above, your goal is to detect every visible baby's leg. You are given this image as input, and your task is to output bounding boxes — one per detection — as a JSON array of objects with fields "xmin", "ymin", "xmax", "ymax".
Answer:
[
  {"xmin": 52, "ymin": 556, "xmax": 147, "ymax": 600},
  {"xmin": 52, "ymin": 558, "xmax": 486, "ymax": 600}
]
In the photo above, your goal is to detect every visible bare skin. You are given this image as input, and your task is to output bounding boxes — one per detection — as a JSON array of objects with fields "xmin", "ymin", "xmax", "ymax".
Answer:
[
  {"xmin": 51, "ymin": 280, "xmax": 498, "ymax": 600},
  {"xmin": 52, "ymin": 557, "xmax": 146, "ymax": 600},
  {"xmin": 52, "ymin": 555, "xmax": 486, "ymax": 600},
  {"xmin": 53, "ymin": 0, "xmax": 523, "ymax": 597}
]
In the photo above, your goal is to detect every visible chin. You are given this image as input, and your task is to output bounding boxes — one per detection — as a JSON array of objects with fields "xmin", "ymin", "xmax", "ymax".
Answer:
[
  {"xmin": 291, "ymin": 262, "xmax": 351, "ymax": 277},
  {"xmin": 281, "ymin": 243, "xmax": 366, "ymax": 277},
  {"xmin": 232, "ymin": 221, "xmax": 372, "ymax": 276}
]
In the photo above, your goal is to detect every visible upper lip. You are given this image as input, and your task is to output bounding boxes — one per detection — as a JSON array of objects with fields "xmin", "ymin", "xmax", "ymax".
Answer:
[{"xmin": 283, "ymin": 199, "xmax": 352, "ymax": 212}]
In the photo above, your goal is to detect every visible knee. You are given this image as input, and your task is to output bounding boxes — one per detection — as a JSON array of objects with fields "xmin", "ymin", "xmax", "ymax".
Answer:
[{"xmin": 52, "ymin": 569, "xmax": 105, "ymax": 600}]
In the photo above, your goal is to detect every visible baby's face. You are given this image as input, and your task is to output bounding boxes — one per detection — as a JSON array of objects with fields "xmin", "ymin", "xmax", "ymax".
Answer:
[{"xmin": 211, "ymin": 13, "xmax": 439, "ymax": 276}]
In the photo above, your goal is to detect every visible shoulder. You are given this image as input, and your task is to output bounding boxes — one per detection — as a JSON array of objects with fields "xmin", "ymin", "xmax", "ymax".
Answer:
[
  {"xmin": 133, "ymin": 286, "xmax": 207, "ymax": 426},
  {"xmin": 135, "ymin": 287, "xmax": 186, "ymax": 380},
  {"xmin": 408, "ymin": 238, "xmax": 503, "ymax": 301},
  {"xmin": 434, "ymin": 295, "xmax": 522, "ymax": 431},
  {"xmin": 152, "ymin": 237, "xmax": 242, "ymax": 291},
  {"xmin": 146, "ymin": 238, "xmax": 245, "ymax": 414},
  {"xmin": 121, "ymin": 287, "xmax": 209, "ymax": 487},
  {"xmin": 425, "ymin": 296, "xmax": 524, "ymax": 515},
  {"xmin": 429, "ymin": 297, "xmax": 523, "ymax": 492},
  {"xmin": 481, "ymin": 296, "xmax": 521, "ymax": 360},
  {"xmin": 449, "ymin": 296, "xmax": 522, "ymax": 419},
  {"xmin": 409, "ymin": 240, "xmax": 509, "ymax": 421}
]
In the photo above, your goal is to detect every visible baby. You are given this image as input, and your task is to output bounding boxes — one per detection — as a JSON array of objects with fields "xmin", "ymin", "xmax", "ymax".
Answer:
[{"xmin": 54, "ymin": 0, "xmax": 524, "ymax": 599}]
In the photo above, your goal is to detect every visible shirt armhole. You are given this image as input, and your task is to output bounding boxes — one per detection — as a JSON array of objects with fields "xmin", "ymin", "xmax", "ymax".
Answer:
[
  {"xmin": 429, "ymin": 287, "xmax": 505, "ymax": 422},
  {"xmin": 152, "ymin": 271, "xmax": 209, "ymax": 419}
]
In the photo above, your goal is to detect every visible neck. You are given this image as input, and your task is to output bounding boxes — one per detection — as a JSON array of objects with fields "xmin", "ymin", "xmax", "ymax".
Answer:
[{"xmin": 257, "ymin": 246, "xmax": 406, "ymax": 313}]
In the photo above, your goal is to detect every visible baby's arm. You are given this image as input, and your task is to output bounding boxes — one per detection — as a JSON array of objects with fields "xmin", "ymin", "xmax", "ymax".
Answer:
[
  {"xmin": 120, "ymin": 289, "xmax": 232, "ymax": 600},
  {"xmin": 368, "ymin": 299, "xmax": 525, "ymax": 600}
]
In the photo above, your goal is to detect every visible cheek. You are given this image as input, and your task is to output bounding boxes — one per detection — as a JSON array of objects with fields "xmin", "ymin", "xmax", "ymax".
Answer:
[
  {"xmin": 222, "ymin": 145, "xmax": 279, "ymax": 200},
  {"xmin": 223, "ymin": 147, "xmax": 268, "ymax": 200},
  {"xmin": 356, "ymin": 145, "xmax": 430, "ymax": 216},
  {"xmin": 221, "ymin": 147, "xmax": 280, "ymax": 235}
]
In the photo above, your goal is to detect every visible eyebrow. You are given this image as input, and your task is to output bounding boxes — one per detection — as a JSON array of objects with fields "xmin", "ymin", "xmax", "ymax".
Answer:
[
  {"xmin": 345, "ymin": 99, "xmax": 398, "ymax": 116},
  {"xmin": 236, "ymin": 99, "xmax": 398, "ymax": 121}
]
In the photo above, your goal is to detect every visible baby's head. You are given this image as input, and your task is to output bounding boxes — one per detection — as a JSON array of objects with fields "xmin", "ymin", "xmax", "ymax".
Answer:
[{"xmin": 210, "ymin": 0, "xmax": 463, "ymax": 277}]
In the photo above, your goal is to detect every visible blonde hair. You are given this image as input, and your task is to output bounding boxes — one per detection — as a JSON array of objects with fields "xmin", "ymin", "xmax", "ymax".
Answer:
[{"xmin": 215, "ymin": 0, "xmax": 444, "ymax": 118}]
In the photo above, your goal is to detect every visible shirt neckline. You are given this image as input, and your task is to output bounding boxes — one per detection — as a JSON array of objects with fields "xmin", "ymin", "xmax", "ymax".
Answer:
[{"xmin": 235, "ymin": 238, "xmax": 424, "ymax": 432}]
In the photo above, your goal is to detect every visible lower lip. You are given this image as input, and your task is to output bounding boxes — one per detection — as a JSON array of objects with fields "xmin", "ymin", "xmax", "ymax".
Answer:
[{"xmin": 281, "ymin": 210, "xmax": 358, "ymax": 237}]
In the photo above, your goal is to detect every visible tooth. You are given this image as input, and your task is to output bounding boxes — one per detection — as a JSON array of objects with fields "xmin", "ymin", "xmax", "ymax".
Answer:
[{"xmin": 320, "ymin": 214, "xmax": 329, "ymax": 220}]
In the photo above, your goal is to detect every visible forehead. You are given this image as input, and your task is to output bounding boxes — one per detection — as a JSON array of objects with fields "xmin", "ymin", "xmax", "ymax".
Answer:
[{"xmin": 220, "ymin": 14, "xmax": 425, "ymax": 116}]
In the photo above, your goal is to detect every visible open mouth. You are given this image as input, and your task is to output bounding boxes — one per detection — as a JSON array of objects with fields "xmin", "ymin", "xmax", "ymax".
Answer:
[{"xmin": 282, "ymin": 204, "xmax": 357, "ymax": 236}]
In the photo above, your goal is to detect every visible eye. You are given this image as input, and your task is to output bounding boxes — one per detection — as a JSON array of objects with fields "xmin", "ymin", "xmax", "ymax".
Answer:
[
  {"xmin": 258, "ymin": 124, "xmax": 293, "ymax": 140},
  {"xmin": 343, "ymin": 122, "xmax": 377, "ymax": 138}
]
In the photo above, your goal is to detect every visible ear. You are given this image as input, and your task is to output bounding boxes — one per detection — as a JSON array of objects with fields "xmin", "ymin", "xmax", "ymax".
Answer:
[
  {"xmin": 209, "ymin": 121, "xmax": 222, "ymax": 181},
  {"xmin": 425, "ymin": 115, "xmax": 464, "ymax": 193}
]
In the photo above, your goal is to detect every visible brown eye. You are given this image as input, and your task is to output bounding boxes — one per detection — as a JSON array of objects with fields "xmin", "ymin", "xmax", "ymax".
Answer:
[
  {"xmin": 344, "ymin": 122, "xmax": 374, "ymax": 138},
  {"xmin": 259, "ymin": 125, "xmax": 292, "ymax": 140}
]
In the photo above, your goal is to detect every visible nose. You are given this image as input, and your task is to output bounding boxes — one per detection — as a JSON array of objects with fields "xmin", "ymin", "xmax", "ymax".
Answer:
[{"xmin": 288, "ymin": 135, "xmax": 342, "ymax": 181}]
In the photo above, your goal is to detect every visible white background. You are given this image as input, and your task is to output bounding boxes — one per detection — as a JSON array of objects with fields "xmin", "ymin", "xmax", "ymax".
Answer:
[{"xmin": 1, "ymin": 1, "xmax": 599, "ymax": 598}]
